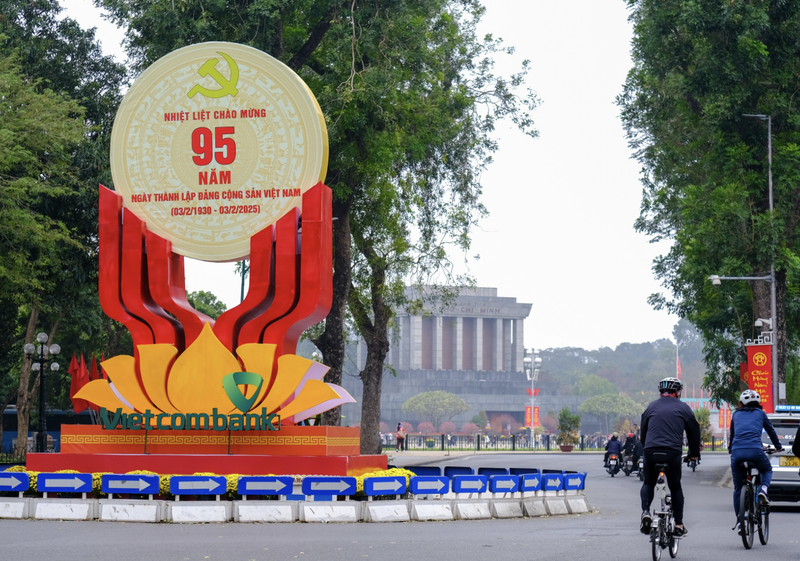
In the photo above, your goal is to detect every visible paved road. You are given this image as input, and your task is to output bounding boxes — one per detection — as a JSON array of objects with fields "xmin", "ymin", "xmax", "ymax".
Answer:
[{"xmin": 2, "ymin": 452, "xmax": 799, "ymax": 561}]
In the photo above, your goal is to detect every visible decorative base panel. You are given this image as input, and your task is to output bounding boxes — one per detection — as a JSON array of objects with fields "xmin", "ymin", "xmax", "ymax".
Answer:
[
  {"xmin": 26, "ymin": 452, "xmax": 386, "ymax": 476},
  {"xmin": 59, "ymin": 425, "xmax": 360, "ymax": 456}
]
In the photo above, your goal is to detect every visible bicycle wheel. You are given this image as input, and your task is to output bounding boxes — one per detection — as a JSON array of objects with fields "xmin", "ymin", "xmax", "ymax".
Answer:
[
  {"xmin": 758, "ymin": 503, "xmax": 769, "ymax": 545},
  {"xmin": 740, "ymin": 486, "xmax": 754, "ymax": 549},
  {"xmin": 669, "ymin": 520, "xmax": 679, "ymax": 559},
  {"xmin": 651, "ymin": 523, "xmax": 662, "ymax": 561}
]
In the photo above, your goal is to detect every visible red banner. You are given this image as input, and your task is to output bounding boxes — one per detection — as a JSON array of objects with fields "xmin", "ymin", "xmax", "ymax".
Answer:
[
  {"xmin": 726, "ymin": 406, "xmax": 732, "ymax": 428},
  {"xmin": 747, "ymin": 344, "xmax": 773, "ymax": 413},
  {"xmin": 718, "ymin": 405, "xmax": 725, "ymax": 429},
  {"xmin": 718, "ymin": 405, "xmax": 731, "ymax": 429},
  {"xmin": 533, "ymin": 406, "xmax": 540, "ymax": 428},
  {"xmin": 740, "ymin": 362, "xmax": 749, "ymax": 387},
  {"xmin": 525, "ymin": 406, "xmax": 532, "ymax": 428}
]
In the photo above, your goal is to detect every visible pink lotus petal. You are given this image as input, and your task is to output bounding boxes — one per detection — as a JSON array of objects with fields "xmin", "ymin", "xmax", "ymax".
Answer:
[
  {"xmin": 293, "ymin": 383, "xmax": 356, "ymax": 422},
  {"xmin": 294, "ymin": 360, "xmax": 329, "ymax": 397}
]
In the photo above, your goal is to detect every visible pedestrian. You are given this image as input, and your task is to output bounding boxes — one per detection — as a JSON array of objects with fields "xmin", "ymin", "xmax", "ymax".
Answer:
[{"xmin": 395, "ymin": 423, "xmax": 406, "ymax": 452}]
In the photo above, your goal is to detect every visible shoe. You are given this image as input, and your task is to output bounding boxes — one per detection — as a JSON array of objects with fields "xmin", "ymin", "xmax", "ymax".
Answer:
[
  {"xmin": 640, "ymin": 511, "xmax": 652, "ymax": 534},
  {"xmin": 733, "ymin": 522, "xmax": 741, "ymax": 535},
  {"xmin": 673, "ymin": 525, "xmax": 688, "ymax": 537},
  {"xmin": 759, "ymin": 486, "xmax": 770, "ymax": 505}
]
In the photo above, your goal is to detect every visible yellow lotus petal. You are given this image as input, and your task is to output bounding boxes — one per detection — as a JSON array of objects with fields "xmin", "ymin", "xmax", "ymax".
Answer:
[
  {"xmin": 138, "ymin": 344, "xmax": 179, "ymax": 413},
  {"xmin": 236, "ymin": 343, "xmax": 276, "ymax": 408},
  {"xmin": 74, "ymin": 380, "xmax": 134, "ymax": 414},
  {"xmin": 167, "ymin": 322, "xmax": 241, "ymax": 414},
  {"xmin": 264, "ymin": 354, "xmax": 314, "ymax": 413},
  {"xmin": 103, "ymin": 355, "xmax": 161, "ymax": 414},
  {"xmin": 273, "ymin": 380, "xmax": 342, "ymax": 419}
]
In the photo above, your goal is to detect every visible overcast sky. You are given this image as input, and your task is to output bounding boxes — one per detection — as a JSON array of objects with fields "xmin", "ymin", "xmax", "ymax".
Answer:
[{"xmin": 62, "ymin": 0, "xmax": 677, "ymax": 351}]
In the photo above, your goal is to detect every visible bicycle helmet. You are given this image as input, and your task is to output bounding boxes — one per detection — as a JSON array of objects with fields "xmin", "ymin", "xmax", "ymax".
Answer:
[
  {"xmin": 658, "ymin": 377, "xmax": 683, "ymax": 393},
  {"xmin": 740, "ymin": 389, "xmax": 761, "ymax": 405}
]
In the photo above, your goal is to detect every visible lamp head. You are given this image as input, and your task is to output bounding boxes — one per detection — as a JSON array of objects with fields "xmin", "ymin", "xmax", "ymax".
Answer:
[
  {"xmin": 708, "ymin": 275, "xmax": 721, "ymax": 286},
  {"xmin": 36, "ymin": 332, "xmax": 48, "ymax": 344}
]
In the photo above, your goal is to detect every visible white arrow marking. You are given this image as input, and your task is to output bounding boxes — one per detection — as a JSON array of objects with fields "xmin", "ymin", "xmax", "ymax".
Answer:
[
  {"xmin": 310, "ymin": 480, "xmax": 350, "ymax": 492},
  {"xmin": 415, "ymin": 479, "xmax": 447, "ymax": 492},
  {"xmin": 371, "ymin": 480, "xmax": 403, "ymax": 492},
  {"xmin": 458, "ymin": 480, "xmax": 485, "ymax": 491},
  {"xmin": 178, "ymin": 480, "xmax": 220, "ymax": 492},
  {"xmin": 0, "ymin": 475, "xmax": 23, "ymax": 489},
  {"xmin": 546, "ymin": 480, "xmax": 559, "ymax": 488},
  {"xmin": 43, "ymin": 477, "xmax": 84, "ymax": 490},
  {"xmin": 107, "ymin": 478, "xmax": 150, "ymax": 491},
  {"xmin": 522, "ymin": 479, "xmax": 540, "ymax": 489},
  {"xmin": 245, "ymin": 480, "xmax": 286, "ymax": 492},
  {"xmin": 568, "ymin": 478, "xmax": 581, "ymax": 487},
  {"xmin": 495, "ymin": 479, "xmax": 516, "ymax": 490}
]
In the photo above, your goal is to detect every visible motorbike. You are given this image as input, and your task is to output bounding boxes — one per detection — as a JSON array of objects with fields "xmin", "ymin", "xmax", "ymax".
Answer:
[
  {"xmin": 606, "ymin": 453, "xmax": 621, "ymax": 477},
  {"xmin": 638, "ymin": 457, "xmax": 644, "ymax": 481},
  {"xmin": 623, "ymin": 453, "xmax": 635, "ymax": 476}
]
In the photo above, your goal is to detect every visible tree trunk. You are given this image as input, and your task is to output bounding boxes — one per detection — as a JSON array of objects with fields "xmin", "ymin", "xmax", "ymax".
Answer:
[
  {"xmin": 14, "ymin": 305, "xmax": 40, "ymax": 458},
  {"xmin": 313, "ymin": 195, "xmax": 353, "ymax": 427},
  {"xmin": 776, "ymin": 268, "xmax": 787, "ymax": 404},
  {"xmin": 350, "ymin": 243, "xmax": 391, "ymax": 456}
]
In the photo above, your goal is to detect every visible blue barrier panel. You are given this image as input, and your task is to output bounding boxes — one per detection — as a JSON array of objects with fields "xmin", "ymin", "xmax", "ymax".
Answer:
[
  {"xmin": 452, "ymin": 475, "xmax": 487, "ymax": 494},
  {"xmin": 170, "ymin": 475, "xmax": 227, "ymax": 496},
  {"xmin": 444, "ymin": 466, "xmax": 473, "ymax": 479},
  {"xmin": 409, "ymin": 476, "xmax": 450, "ymax": 495},
  {"xmin": 238, "ymin": 476, "xmax": 294, "ymax": 496},
  {"xmin": 364, "ymin": 476, "xmax": 406, "ymax": 496},
  {"xmin": 489, "ymin": 474, "xmax": 519, "ymax": 493},
  {"xmin": 542, "ymin": 473, "xmax": 564, "ymax": 492},
  {"xmin": 510, "ymin": 468, "xmax": 539, "ymax": 476},
  {"xmin": 405, "ymin": 465, "xmax": 442, "ymax": 477},
  {"xmin": 520, "ymin": 473, "xmax": 542, "ymax": 492},
  {"xmin": 563, "ymin": 473, "xmax": 585, "ymax": 491},
  {"xmin": 38, "ymin": 473, "xmax": 93, "ymax": 494},
  {"xmin": 478, "ymin": 467, "xmax": 509, "ymax": 477},
  {"xmin": 0, "ymin": 472, "xmax": 29, "ymax": 493},
  {"xmin": 102, "ymin": 474, "xmax": 159, "ymax": 495},
  {"xmin": 301, "ymin": 476, "xmax": 356, "ymax": 496}
]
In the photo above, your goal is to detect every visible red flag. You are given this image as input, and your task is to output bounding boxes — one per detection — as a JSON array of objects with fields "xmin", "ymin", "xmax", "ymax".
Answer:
[
  {"xmin": 747, "ymin": 344, "xmax": 773, "ymax": 413},
  {"xmin": 99, "ymin": 353, "xmax": 107, "ymax": 380},
  {"xmin": 69, "ymin": 355, "xmax": 90, "ymax": 414},
  {"xmin": 88, "ymin": 355, "xmax": 101, "ymax": 412},
  {"xmin": 676, "ymin": 346, "xmax": 682, "ymax": 380},
  {"xmin": 525, "ymin": 388, "xmax": 541, "ymax": 397}
]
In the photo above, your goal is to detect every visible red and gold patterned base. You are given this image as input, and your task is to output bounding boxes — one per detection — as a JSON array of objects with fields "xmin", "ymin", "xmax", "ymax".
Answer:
[{"xmin": 59, "ymin": 425, "xmax": 360, "ymax": 456}]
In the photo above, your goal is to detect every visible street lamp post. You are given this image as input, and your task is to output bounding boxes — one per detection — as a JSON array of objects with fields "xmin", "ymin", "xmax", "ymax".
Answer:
[
  {"xmin": 709, "ymin": 273, "xmax": 777, "ymax": 409},
  {"xmin": 24, "ymin": 333, "xmax": 61, "ymax": 453},
  {"xmin": 742, "ymin": 113, "xmax": 779, "ymax": 406},
  {"xmin": 523, "ymin": 350, "xmax": 542, "ymax": 443}
]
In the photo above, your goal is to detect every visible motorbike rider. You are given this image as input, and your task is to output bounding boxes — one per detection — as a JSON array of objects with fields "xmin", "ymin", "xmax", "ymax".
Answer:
[
  {"xmin": 639, "ymin": 377, "xmax": 701, "ymax": 537},
  {"xmin": 622, "ymin": 432, "xmax": 636, "ymax": 465},
  {"xmin": 633, "ymin": 434, "xmax": 644, "ymax": 470},
  {"xmin": 729, "ymin": 389, "xmax": 783, "ymax": 529},
  {"xmin": 604, "ymin": 432, "xmax": 623, "ymax": 467}
]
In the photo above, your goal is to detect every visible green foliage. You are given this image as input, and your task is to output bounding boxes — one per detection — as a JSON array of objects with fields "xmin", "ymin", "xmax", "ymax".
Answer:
[
  {"xmin": 694, "ymin": 408, "xmax": 713, "ymax": 442},
  {"xmin": 572, "ymin": 374, "xmax": 618, "ymax": 397},
  {"xmin": 401, "ymin": 391, "xmax": 470, "ymax": 430},
  {"xmin": 579, "ymin": 393, "xmax": 645, "ymax": 434},
  {"xmin": 472, "ymin": 410, "xmax": 489, "ymax": 428},
  {"xmin": 620, "ymin": 0, "xmax": 800, "ymax": 405},
  {"xmin": 556, "ymin": 407, "xmax": 581, "ymax": 446},
  {"xmin": 187, "ymin": 291, "xmax": 227, "ymax": 320}
]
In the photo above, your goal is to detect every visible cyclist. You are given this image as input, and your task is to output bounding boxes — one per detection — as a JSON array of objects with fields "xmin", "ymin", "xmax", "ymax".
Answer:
[
  {"xmin": 729, "ymin": 390, "xmax": 783, "ymax": 525},
  {"xmin": 639, "ymin": 377, "xmax": 701, "ymax": 537}
]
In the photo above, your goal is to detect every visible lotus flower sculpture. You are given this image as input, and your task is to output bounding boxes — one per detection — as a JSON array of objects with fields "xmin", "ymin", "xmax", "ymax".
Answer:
[{"xmin": 75, "ymin": 324, "xmax": 354, "ymax": 425}]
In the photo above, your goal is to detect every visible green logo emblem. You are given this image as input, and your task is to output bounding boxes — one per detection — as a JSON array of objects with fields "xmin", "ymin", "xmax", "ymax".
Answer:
[
  {"xmin": 222, "ymin": 371, "xmax": 264, "ymax": 413},
  {"xmin": 188, "ymin": 52, "xmax": 239, "ymax": 99}
]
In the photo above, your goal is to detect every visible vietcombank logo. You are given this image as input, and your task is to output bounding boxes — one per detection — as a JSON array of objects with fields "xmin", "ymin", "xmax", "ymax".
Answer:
[{"xmin": 99, "ymin": 371, "xmax": 280, "ymax": 432}]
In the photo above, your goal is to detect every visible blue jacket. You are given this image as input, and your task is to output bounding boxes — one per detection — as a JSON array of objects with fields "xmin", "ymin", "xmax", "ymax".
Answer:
[
  {"xmin": 606, "ymin": 438, "xmax": 623, "ymax": 455},
  {"xmin": 729, "ymin": 406, "xmax": 781, "ymax": 450}
]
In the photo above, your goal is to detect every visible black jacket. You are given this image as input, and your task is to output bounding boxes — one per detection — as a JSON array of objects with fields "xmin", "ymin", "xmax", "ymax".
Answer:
[
  {"xmin": 640, "ymin": 395, "xmax": 701, "ymax": 456},
  {"xmin": 605, "ymin": 437, "xmax": 623, "ymax": 455}
]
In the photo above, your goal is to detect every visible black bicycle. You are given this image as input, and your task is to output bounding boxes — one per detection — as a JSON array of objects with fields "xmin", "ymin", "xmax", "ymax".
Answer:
[
  {"xmin": 650, "ymin": 463, "xmax": 680, "ymax": 561},
  {"xmin": 737, "ymin": 459, "xmax": 770, "ymax": 549}
]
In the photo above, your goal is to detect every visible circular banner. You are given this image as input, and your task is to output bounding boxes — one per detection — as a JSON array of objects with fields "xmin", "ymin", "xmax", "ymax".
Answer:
[{"xmin": 110, "ymin": 42, "xmax": 328, "ymax": 262}]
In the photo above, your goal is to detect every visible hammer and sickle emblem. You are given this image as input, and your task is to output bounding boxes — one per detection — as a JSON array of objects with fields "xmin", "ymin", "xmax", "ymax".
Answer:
[
  {"xmin": 187, "ymin": 52, "xmax": 239, "ymax": 99},
  {"xmin": 753, "ymin": 352, "xmax": 767, "ymax": 367}
]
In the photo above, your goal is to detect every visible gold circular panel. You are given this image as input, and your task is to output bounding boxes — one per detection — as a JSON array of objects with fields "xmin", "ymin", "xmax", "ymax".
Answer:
[{"xmin": 110, "ymin": 42, "xmax": 328, "ymax": 262}]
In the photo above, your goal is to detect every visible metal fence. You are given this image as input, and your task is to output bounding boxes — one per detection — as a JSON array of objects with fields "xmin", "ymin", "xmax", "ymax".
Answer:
[{"xmin": 382, "ymin": 434, "xmax": 727, "ymax": 453}]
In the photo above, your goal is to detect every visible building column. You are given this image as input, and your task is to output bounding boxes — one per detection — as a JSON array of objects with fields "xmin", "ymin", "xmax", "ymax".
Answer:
[
  {"xmin": 503, "ymin": 318, "xmax": 513, "ymax": 372},
  {"xmin": 494, "ymin": 318, "xmax": 504, "ymax": 372},
  {"xmin": 411, "ymin": 315, "xmax": 423, "ymax": 370},
  {"xmin": 399, "ymin": 315, "xmax": 409, "ymax": 370},
  {"xmin": 473, "ymin": 317, "xmax": 483, "ymax": 371},
  {"xmin": 434, "ymin": 316, "xmax": 443, "ymax": 370},
  {"xmin": 512, "ymin": 318, "xmax": 525, "ymax": 372},
  {"xmin": 455, "ymin": 317, "xmax": 463, "ymax": 371}
]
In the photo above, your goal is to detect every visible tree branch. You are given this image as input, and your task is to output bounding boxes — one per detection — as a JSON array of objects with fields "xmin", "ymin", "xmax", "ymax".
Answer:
[{"xmin": 287, "ymin": 1, "xmax": 348, "ymax": 72}]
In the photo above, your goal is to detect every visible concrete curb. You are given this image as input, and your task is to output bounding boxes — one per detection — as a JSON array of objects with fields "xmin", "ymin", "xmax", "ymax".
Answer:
[
  {"xmin": 167, "ymin": 501, "xmax": 232, "ymax": 523},
  {"xmin": 299, "ymin": 501, "xmax": 361, "ymax": 522},
  {"xmin": 234, "ymin": 500, "xmax": 298, "ymax": 522},
  {"xmin": 363, "ymin": 500, "xmax": 411, "ymax": 522},
  {"xmin": 0, "ymin": 497, "xmax": 30, "ymax": 519},
  {"xmin": 99, "ymin": 499, "xmax": 164, "ymax": 522},
  {"xmin": 32, "ymin": 498, "xmax": 98, "ymax": 521}
]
